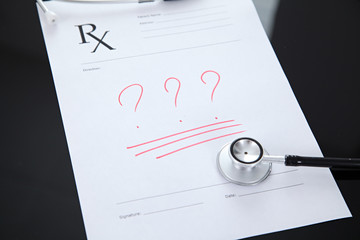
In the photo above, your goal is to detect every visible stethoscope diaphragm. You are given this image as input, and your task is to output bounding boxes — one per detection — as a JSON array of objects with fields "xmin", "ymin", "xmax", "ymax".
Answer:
[{"xmin": 217, "ymin": 138, "xmax": 272, "ymax": 185}]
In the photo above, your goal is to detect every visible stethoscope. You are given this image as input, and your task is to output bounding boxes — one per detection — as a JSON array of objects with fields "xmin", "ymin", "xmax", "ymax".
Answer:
[
  {"xmin": 37, "ymin": 0, "xmax": 157, "ymax": 24},
  {"xmin": 217, "ymin": 137, "xmax": 360, "ymax": 185}
]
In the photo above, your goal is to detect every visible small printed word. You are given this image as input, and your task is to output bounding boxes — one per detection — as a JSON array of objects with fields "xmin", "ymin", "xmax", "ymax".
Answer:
[{"xmin": 119, "ymin": 212, "xmax": 141, "ymax": 220}]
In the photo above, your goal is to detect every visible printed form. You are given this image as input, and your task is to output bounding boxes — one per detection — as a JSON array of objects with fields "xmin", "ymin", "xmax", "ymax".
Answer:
[{"xmin": 37, "ymin": 0, "xmax": 350, "ymax": 239}]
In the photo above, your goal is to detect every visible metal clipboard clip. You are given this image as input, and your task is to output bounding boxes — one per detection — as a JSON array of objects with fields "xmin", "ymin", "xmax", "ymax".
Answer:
[{"xmin": 36, "ymin": 0, "xmax": 155, "ymax": 24}]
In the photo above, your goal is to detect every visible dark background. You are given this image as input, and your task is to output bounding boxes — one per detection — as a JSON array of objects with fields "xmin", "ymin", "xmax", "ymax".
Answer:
[{"xmin": 1, "ymin": 0, "xmax": 359, "ymax": 239}]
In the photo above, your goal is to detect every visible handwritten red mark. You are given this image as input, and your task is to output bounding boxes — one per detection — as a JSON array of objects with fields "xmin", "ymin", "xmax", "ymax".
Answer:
[
  {"xmin": 118, "ymin": 84, "xmax": 144, "ymax": 112},
  {"xmin": 127, "ymin": 120, "xmax": 235, "ymax": 149},
  {"xmin": 201, "ymin": 70, "xmax": 220, "ymax": 102},
  {"xmin": 135, "ymin": 124, "xmax": 242, "ymax": 156},
  {"xmin": 156, "ymin": 130, "xmax": 246, "ymax": 159},
  {"xmin": 164, "ymin": 77, "xmax": 181, "ymax": 107}
]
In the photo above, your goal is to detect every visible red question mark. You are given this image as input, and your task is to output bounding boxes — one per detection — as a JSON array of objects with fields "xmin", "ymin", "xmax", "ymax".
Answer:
[
  {"xmin": 164, "ymin": 77, "xmax": 181, "ymax": 107},
  {"xmin": 118, "ymin": 84, "xmax": 144, "ymax": 112},
  {"xmin": 201, "ymin": 70, "xmax": 220, "ymax": 102}
]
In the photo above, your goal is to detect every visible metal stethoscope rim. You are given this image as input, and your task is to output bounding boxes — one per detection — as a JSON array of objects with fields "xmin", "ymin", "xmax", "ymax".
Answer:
[{"xmin": 217, "ymin": 137, "xmax": 272, "ymax": 186}]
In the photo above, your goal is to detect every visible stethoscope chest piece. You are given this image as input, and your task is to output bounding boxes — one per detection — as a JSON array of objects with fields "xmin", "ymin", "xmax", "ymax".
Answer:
[{"xmin": 217, "ymin": 138, "xmax": 272, "ymax": 185}]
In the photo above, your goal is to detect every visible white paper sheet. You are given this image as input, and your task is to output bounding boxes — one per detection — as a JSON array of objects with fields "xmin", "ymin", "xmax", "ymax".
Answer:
[{"xmin": 37, "ymin": 0, "xmax": 351, "ymax": 239}]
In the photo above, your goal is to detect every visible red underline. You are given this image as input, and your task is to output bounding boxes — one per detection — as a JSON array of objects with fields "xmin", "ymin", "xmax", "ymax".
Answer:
[
  {"xmin": 135, "ymin": 124, "xmax": 242, "ymax": 156},
  {"xmin": 127, "ymin": 120, "xmax": 235, "ymax": 149},
  {"xmin": 156, "ymin": 130, "xmax": 246, "ymax": 159}
]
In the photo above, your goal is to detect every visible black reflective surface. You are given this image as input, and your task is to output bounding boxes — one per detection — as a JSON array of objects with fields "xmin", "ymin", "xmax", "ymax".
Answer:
[{"xmin": 1, "ymin": 0, "xmax": 359, "ymax": 239}]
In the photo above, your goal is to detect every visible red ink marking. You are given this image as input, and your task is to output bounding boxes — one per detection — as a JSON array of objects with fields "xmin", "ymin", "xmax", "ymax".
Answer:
[
  {"xmin": 156, "ymin": 130, "xmax": 246, "ymax": 159},
  {"xmin": 127, "ymin": 120, "xmax": 236, "ymax": 149},
  {"xmin": 215, "ymin": 117, "xmax": 218, "ymax": 119},
  {"xmin": 135, "ymin": 124, "xmax": 242, "ymax": 156},
  {"xmin": 137, "ymin": 126, "xmax": 139, "ymax": 128},
  {"xmin": 201, "ymin": 70, "xmax": 220, "ymax": 102},
  {"xmin": 118, "ymin": 84, "xmax": 143, "ymax": 112},
  {"xmin": 179, "ymin": 120, "xmax": 183, "ymax": 122},
  {"xmin": 164, "ymin": 77, "xmax": 181, "ymax": 107}
]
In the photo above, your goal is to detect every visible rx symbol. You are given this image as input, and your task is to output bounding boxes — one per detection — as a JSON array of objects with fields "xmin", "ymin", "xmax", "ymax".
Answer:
[{"xmin": 75, "ymin": 24, "xmax": 116, "ymax": 53}]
